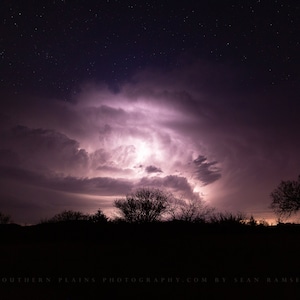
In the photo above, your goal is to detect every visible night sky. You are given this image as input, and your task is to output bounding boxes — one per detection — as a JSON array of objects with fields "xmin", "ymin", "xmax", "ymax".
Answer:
[{"xmin": 0, "ymin": 0, "xmax": 299, "ymax": 224}]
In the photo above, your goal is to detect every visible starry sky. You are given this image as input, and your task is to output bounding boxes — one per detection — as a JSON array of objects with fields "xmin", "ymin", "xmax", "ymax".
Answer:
[{"xmin": 0, "ymin": 0, "xmax": 299, "ymax": 224}]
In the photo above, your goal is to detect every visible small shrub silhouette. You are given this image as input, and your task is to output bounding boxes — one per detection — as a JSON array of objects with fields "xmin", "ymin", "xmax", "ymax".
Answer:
[{"xmin": 210, "ymin": 212, "xmax": 247, "ymax": 226}]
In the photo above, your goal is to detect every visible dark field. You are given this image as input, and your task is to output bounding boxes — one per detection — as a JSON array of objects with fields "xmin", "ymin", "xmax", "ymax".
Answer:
[{"xmin": 1, "ymin": 222, "xmax": 300, "ymax": 299}]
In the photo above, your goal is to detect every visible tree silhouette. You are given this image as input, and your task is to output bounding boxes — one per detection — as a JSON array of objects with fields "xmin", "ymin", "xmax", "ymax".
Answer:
[
  {"xmin": 270, "ymin": 175, "xmax": 300, "ymax": 218},
  {"xmin": 210, "ymin": 212, "xmax": 247, "ymax": 225},
  {"xmin": 247, "ymin": 215, "xmax": 258, "ymax": 226},
  {"xmin": 89, "ymin": 209, "xmax": 108, "ymax": 223},
  {"xmin": 170, "ymin": 197, "xmax": 214, "ymax": 222},
  {"xmin": 0, "ymin": 212, "xmax": 11, "ymax": 224},
  {"xmin": 43, "ymin": 210, "xmax": 89, "ymax": 223},
  {"xmin": 114, "ymin": 188, "xmax": 173, "ymax": 223}
]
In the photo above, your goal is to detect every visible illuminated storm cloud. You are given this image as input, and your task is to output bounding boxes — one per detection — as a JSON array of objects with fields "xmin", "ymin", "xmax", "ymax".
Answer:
[{"xmin": 1, "ymin": 62, "xmax": 299, "ymax": 224}]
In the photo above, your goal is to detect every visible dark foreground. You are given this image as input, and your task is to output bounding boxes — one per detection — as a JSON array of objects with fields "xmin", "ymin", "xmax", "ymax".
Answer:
[{"xmin": 1, "ymin": 222, "xmax": 300, "ymax": 299}]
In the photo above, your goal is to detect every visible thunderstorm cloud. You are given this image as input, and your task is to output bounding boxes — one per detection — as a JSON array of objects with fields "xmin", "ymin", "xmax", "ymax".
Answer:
[{"xmin": 0, "ymin": 60, "xmax": 299, "ymax": 223}]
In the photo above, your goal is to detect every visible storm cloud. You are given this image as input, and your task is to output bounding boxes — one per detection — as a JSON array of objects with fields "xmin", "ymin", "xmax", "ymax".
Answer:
[
  {"xmin": 193, "ymin": 155, "xmax": 221, "ymax": 186},
  {"xmin": 145, "ymin": 165, "xmax": 163, "ymax": 174},
  {"xmin": 0, "ymin": 60, "xmax": 299, "ymax": 223}
]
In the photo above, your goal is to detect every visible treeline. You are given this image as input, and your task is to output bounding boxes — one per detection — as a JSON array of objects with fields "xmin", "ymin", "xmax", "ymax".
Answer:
[
  {"xmin": 0, "ymin": 188, "xmax": 270, "ymax": 227},
  {"xmin": 0, "ymin": 209, "xmax": 270, "ymax": 227},
  {"xmin": 2, "ymin": 173, "xmax": 300, "ymax": 226},
  {"xmin": 40, "ymin": 210, "xmax": 269, "ymax": 227}
]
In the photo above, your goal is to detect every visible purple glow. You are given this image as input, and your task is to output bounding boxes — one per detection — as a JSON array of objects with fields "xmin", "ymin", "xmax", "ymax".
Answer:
[{"xmin": 0, "ymin": 62, "xmax": 299, "ymax": 224}]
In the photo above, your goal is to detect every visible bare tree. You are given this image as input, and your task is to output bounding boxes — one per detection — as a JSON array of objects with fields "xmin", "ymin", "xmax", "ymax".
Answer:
[
  {"xmin": 270, "ymin": 175, "xmax": 300, "ymax": 219},
  {"xmin": 170, "ymin": 197, "xmax": 214, "ymax": 223},
  {"xmin": 114, "ymin": 188, "xmax": 174, "ymax": 223},
  {"xmin": 43, "ymin": 210, "xmax": 89, "ymax": 223}
]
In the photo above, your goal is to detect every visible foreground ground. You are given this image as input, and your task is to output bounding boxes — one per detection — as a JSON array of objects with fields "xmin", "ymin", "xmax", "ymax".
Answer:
[{"xmin": 0, "ymin": 222, "xmax": 300, "ymax": 299}]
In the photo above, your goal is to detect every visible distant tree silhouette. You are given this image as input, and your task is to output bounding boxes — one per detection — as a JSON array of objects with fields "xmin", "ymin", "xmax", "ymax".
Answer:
[
  {"xmin": 247, "ymin": 215, "xmax": 258, "ymax": 226},
  {"xmin": 89, "ymin": 209, "xmax": 108, "ymax": 223},
  {"xmin": 257, "ymin": 219, "xmax": 269, "ymax": 227},
  {"xmin": 43, "ymin": 210, "xmax": 89, "ymax": 223},
  {"xmin": 114, "ymin": 188, "xmax": 174, "ymax": 223},
  {"xmin": 0, "ymin": 212, "xmax": 11, "ymax": 224},
  {"xmin": 171, "ymin": 197, "xmax": 214, "ymax": 222},
  {"xmin": 270, "ymin": 175, "xmax": 300, "ymax": 218},
  {"xmin": 210, "ymin": 212, "xmax": 247, "ymax": 225}
]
